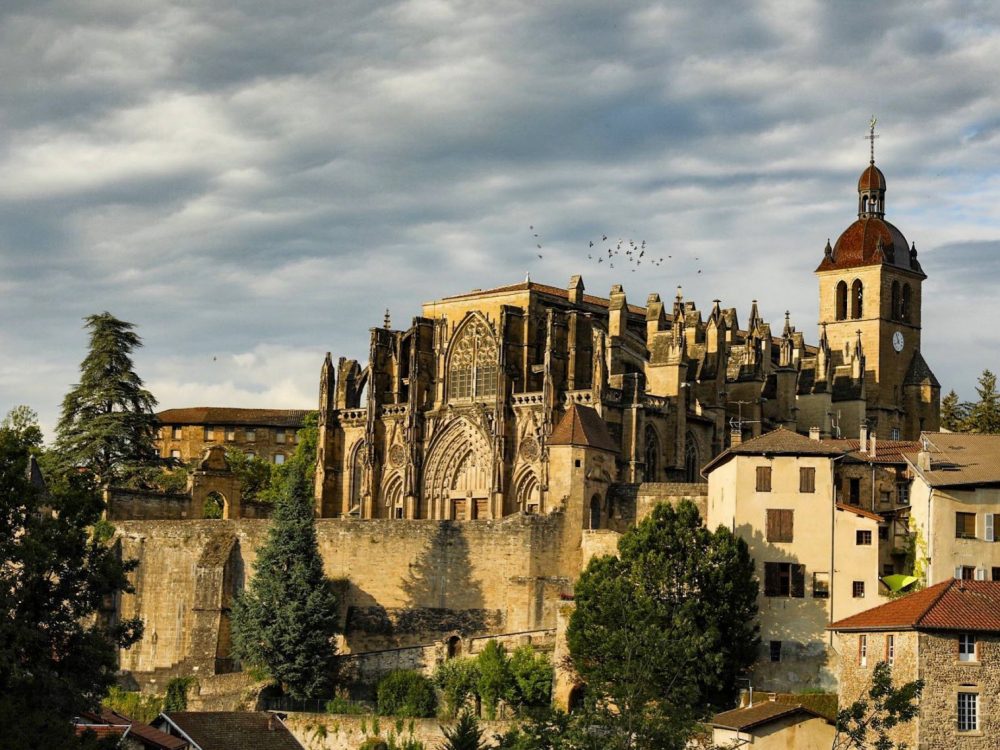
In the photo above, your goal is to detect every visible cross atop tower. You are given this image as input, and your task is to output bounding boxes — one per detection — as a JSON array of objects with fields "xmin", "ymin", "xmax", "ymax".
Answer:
[{"xmin": 866, "ymin": 115, "xmax": 879, "ymax": 164}]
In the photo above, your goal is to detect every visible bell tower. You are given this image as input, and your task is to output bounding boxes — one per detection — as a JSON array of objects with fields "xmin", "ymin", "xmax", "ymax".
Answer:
[{"xmin": 815, "ymin": 120, "xmax": 939, "ymax": 439}]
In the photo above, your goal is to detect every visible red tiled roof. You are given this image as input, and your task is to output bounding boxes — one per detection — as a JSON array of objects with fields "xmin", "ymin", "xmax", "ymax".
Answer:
[
  {"xmin": 835, "ymin": 503, "xmax": 883, "ymax": 523},
  {"xmin": 76, "ymin": 709, "xmax": 187, "ymax": 750},
  {"xmin": 712, "ymin": 701, "xmax": 833, "ymax": 731},
  {"xmin": 156, "ymin": 407, "xmax": 309, "ymax": 428},
  {"xmin": 702, "ymin": 428, "xmax": 846, "ymax": 476},
  {"xmin": 160, "ymin": 712, "xmax": 303, "ymax": 750},
  {"xmin": 549, "ymin": 404, "xmax": 617, "ymax": 452},
  {"xmin": 829, "ymin": 579, "xmax": 1000, "ymax": 633},
  {"xmin": 823, "ymin": 438, "xmax": 922, "ymax": 465},
  {"xmin": 815, "ymin": 216, "xmax": 914, "ymax": 273},
  {"xmin": 435, "ymin": 280, "xmax": 648, "ymax": 315}
]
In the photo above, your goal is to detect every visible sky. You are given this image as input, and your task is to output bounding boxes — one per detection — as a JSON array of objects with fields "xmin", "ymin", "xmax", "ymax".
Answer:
[{"xmin": 2, "ymin": 0, "xmax": 999, "ymax": 438}]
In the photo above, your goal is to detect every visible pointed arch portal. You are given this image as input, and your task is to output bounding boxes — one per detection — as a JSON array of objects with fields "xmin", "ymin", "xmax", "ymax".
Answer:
[{"xmin": 421, "ymin": 418, "xmax": 493, "ymax": 520}]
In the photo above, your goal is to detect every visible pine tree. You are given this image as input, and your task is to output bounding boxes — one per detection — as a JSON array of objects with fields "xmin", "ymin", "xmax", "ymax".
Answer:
[
  {"xmin": 230, "ymin": 463, "xmax": 339, "ymax": 699},
  {"xmin": 439, "ymin": 711, "xmax": 487, "ymax": 750},
  {"xmin": 966, "ymin": 370, "xmax": 1000, "ymax": 434},
  {"xmin": 940, "ymin": 390, "xmax": 969, "ymax": 432},
  {"xmin": 0, "ymin": 419, "xmax": 143, "ymax": 749},
  {"xmin": 55, "ymin": 313, "xmax": 159, "ymax": 485}
]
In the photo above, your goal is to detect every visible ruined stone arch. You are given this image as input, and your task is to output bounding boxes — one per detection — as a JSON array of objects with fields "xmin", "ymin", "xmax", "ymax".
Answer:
[
  {"xmin": 420, "ymin": 417, "xmax": 492, "ymax": 519},
  {"xmin": 446, "ymin": 312, "xmax": 499, "ymax": 402},
  {"xmin": 514, "ymin": 466, "xmax": 541, "ymax": 514}
]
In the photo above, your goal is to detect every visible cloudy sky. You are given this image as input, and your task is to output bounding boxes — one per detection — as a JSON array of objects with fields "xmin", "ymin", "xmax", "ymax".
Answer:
[{"xmin": 2, "ymin": 0, "xmax": 999, "ymax": 438}]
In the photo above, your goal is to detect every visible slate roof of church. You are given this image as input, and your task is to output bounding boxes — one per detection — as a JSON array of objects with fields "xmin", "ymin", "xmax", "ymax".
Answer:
[
  {"xmin": 829, "ymin": 579, "xmax": 1000, "ymax": 633},
  {"xmin": 549, "ymin": 404, "xmax": 617, "ymax": 452},
  {"xmin": 158, "ymin": 712, "xmax": 303, "ymax": 750},
  {"xmin": 156, "ymin": 407, "xmax": 309, "ymax": 428},
  {"xmin": 712, "ymin": 701, "xmax": 833, "ymax": 731},
  {"xmin": 903, "ymin": 350, "xmax": 940, "ymax": 387}
]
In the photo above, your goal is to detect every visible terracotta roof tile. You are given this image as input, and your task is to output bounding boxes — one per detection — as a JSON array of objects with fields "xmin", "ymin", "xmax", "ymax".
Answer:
[
  {"xmin": 160, "ymin": 712, "xmax": 303, "ymax": 750},
  {"xmin": 712, "ymin": 702, "xmax": 833, "ymax": 731},
  {"xmin": 703, "ymin": 428, "xmax": 845, "ymax": 476},
  {"xmin": 835, "ymin": 503, "xmax": 883, "ymax": 523},
  {"xmin": 906, "ymin": 432, "xmax": 1000, "ymax": 487},
  {"xmin": 823, "ymin": 439, "xmax": 922, "ymax": 465},
  {"xmin": 829, "ymin": 579, "xmax": 1000, "ymax": 632},
  {"xmin": 156, "ymin": 408, "xmax": 309, "ymax": 428},
  {"xmin": 815, "ymin": 216, "xmax": 914, "ymax": 273},
  {"xmin": 549, "ymin": 404, "xmax": 617, "ymax": 452}
]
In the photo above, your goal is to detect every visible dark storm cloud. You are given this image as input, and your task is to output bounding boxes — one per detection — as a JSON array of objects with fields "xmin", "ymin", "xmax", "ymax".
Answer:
[{"xmin": 1, "ymin": 0, "xmax": 999, "ymax": 435}]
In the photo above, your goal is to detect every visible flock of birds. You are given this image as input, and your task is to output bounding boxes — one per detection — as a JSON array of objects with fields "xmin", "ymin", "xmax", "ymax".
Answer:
[{"xmin": 530, "ymin": 225, "xmax": 702, "ymax": 275}]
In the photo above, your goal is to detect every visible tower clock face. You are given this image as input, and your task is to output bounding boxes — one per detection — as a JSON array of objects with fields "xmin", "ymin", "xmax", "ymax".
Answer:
[{"xmin": 892, "ymin": 331, "xmax": 905, "ymax": 352}]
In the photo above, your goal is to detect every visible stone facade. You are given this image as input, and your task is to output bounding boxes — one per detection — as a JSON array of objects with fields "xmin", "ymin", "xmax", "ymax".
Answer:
[{"xmin": 156, "ymin": 407, "xmax": 308, "ymax": 465}]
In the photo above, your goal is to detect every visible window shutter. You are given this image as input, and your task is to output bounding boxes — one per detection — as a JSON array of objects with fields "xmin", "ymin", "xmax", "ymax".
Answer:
[
  {"xmin": 791, "ymin": 564, "xmax": 805, "ymax": 598},
  {"xmin": 783, "ymin": 510, "xmax": 794, "ymax": 542},
  {"xmin": 766, "ymin": 511, "xmax": 778, "ymax": 542},
  {"xmin": 955, "ymin": 566, "xmax": 964, "ymax": 580},
  {"xmin": 764, "ymin": 563, "xmax": 779, "ymax": 596},
  {"xmin": 975, "ymin": 567, "xmax": 986, "ymax": 581},
  {"xmin": 986, "ymin": 513, "xmax": 995, "ymax": 543}
]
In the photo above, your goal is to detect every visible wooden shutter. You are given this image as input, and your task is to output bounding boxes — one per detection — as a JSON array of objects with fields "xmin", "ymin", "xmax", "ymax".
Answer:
[
  {"xmin": 782, "ymin": 510, "xmax": 794, "ymax": 542},
  {"xmin": 986, "ymin": 513, "xmax": 995, "ymax": 543},
  {"xmin": 791, "ymin": 564, "xmax": 805, "ymax": 598},
  {"xmin": 764, "ymin": 562, "xmax": 779, "ymax": 596},
  {"xmin": 757, "ymin": 466, "xmax": 772, "ymax": 492},
  {"xmin": 800, "ymin": 467, "xmax": 815, "ymax": 493}
]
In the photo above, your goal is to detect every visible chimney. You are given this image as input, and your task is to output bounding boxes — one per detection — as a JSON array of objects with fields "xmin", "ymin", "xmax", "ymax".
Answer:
[
  {"xmin": 859, "ymin": 425, "xmax": 868, "ymax": 454},
  {"xmin": 568, "ymin": 275, "xmax": 584, "ymax": 305},
  {"xmin": 917, "ymin": 450, "xmax": 931, "ymax": 472},
  {"xmin": 809, "ymin": 426, "xmax": 821, "ymax": 441},
  {"xmin": 731, "ymin": 429, "xmax": 743, "ymax": 448},
  {"xmin": 738, "ymin": 689, "xmax": 750, "ymax": 708},
  {"xmin": 869, "ymin": 432, "xmax": 877, "ymax": 457}
]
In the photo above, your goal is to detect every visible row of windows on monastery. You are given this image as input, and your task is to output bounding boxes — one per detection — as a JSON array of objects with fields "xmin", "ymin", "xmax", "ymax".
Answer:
[
  {"xmin": 168, "ymin": 447, "xmax": 288, "ymax": 465},
  {"xmin": 833, "ymin": 279, "xmax": 914, "ymax": 322},
  {"xmin": 160, "ymin": 425, "xmax": 299, "ymax": 444}
]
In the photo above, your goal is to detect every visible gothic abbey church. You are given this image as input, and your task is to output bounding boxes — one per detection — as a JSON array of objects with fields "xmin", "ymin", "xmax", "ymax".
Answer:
[{"xmin": 313, "ymin": 157, "xmax": 941, "ymax": 522}]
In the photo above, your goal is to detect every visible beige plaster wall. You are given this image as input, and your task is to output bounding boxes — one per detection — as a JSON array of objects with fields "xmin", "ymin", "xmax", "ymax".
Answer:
[{"xmin": 712, "ymin": 713, "xmax": 835, "ymax": 749}]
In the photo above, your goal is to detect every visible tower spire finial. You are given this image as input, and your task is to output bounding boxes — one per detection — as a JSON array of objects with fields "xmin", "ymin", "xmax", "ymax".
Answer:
[{"xmin": 867, "ymin": 115, "xmax": 879, "ymax": 164}]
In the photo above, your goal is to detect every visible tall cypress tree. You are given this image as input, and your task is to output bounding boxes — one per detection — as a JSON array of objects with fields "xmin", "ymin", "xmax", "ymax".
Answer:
[
  {"xmin": 55, "ymin": 312, "xmax": 158, "ymax": 485},
  {"xmin": 966, "ymin": 370, "xmax": 1000, "ymax": 434},
  {"xmin": 230, "ymin": 463, "xmax": 339, "ymax": 699}
]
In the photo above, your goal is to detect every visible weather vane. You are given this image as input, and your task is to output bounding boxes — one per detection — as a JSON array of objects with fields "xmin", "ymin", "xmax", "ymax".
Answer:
[{"xmin": 866, "ymin": 115, "xmax": 879, "ymax": 164}]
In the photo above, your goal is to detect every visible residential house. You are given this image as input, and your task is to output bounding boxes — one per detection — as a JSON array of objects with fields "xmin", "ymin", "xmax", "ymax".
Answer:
[
  {"xmin": 704, "ymin": 428, "xmax": 882, "ymax": 691},
  {"xmin": 830, "ymin": 579, "xmax": 1000, "ymax": 749},
  {"xmin": 905, "ymin": 432, "xmax": 1000, "ymax": 584},
  {"xmin": 154, "ymin": 712, "xmax": 304, "ymax": 750},
  {"xmin": 709, "ymin": 699, "xmax": 835, "ymax": 748}
]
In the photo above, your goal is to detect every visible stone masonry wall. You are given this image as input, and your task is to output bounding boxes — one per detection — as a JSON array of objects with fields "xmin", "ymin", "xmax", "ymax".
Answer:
[
  {"xmin": 283, "ymin": 713, "xmax": 514, "ymax": 750},
  {"xmin": 115, "ymin": 513, "xmax": 572, "ymax": 687}
]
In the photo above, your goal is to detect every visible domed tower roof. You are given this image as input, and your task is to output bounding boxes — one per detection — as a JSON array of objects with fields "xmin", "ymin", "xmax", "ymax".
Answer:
[{"xmin": 858, "ymin": 163, "xmax": 886, "ymax": 192}]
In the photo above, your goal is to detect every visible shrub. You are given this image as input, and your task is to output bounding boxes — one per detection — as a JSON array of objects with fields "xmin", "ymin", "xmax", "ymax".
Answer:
[
  {"xmin": 377, "ymin": 670, "xmax": 437, "ymax": 718},
  {"xmin": 358, "ymin": 740, "xmax": 388, "ymax": 750},
  {"xmin": 433, "ymin": 658, "xmax": 480, "ymax": 718},
  {"xmin": 163, "ymin": 676, "xmax": 198, "ymax": 712},
  {"xmin": 440, "ymin": 711, "xmax": 486, "ymax": 750},
  {"xmin": 475, "ymin": 641, "xmax": 510, "ymax": 720},
  {"xmin": 103, "ymin": 686, "xmax": 163, "ymax": 724}
]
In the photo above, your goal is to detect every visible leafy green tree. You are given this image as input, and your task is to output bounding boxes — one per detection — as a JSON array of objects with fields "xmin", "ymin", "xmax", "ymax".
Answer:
[
  {"xmin": 566, "ymin": 500, "xmax": 759, "ymax": 750},
  {"xmin": 260, "ymin": 412, "xmax": 319, "ymax": 503},
  {"xmin": 476, "ymin": 640, "xmax": 511, "ymax": 720},
  {"xmin": 965, "ymin": 370, "xmax": 1000, "ymax": 434},
  {"xmin": 434, "ymin": 657, "xmax": 480, "ymax": 718},
  {"xmin": 225, "ymin": 447, "xmax": 273, "ymax": 501},
  {"xmin": 163, "ymin": 676, "xmax": 198, "ymax": 712},
  {"xmin": 0, "ymin": 421, "xmax": 143, "ymax": 750},
  {"xmin": 833, "ymin": 661, "xmax": 923, "ymax": 750},
  {"xmin": 490, "ymin": 709, "xmax": 573, "ymax": 750},
  {"xmin": 230, "ymin": 462, "xmax": 339, "ymax": 699},
  {"xmin": 376, "ymin": 670, "xmax": 437, "ymax": 717},
  {"xmin": 439, "ymin": 711, "xmax": 487, "ymax": 750},
  {"xmin": 55, "ymin": 313, "xmax": 159, "ymax": 486},
  {"xmin": 1, "ymin": 405, "xmax": 43, "ymax": 451},
  {"xmin": 939, "ymin": 390, "xmax": 970, "ymax": 432},
  {"xmin": 507, "ymin": 646, "xmax": 553, "ymax": 710}
]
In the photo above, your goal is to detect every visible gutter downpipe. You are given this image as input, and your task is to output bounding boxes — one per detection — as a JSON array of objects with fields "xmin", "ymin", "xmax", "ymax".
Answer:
[{"xmin": 830, "ymin": 453, "xmax": 846, "ymax": 646}]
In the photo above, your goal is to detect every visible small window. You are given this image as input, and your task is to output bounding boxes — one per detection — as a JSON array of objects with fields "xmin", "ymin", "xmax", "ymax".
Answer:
[
  {"xmin": 859, "ymin": 634, "xmax": 868, "ymax": 667},
  {"xmin": 574, "ymin": 459, "xmax": 581, "ymax": 468},
  {"xmin": 882, "ymin": 563, "xmax": 895, "ymax": 577},
  {"xmin": 274, "ymin": 453, "xmax": 285, "ymax": 465},
  {"xmin": 170, "ymin": 449, "xmax": 181, "ymax": 459},
  {"xmin": 886, "ymin": 634, "xmax": 895, "ymax": 667},
  {"xmin": 993, "ymin": 567, "xmax": 1000, "ymax": 582},
  {"xmin": 856, "ymin": 530, "xmax": 872, "ymax": 546},
  {"xmin": 172, "ymin": 426, "xmax": 183, "ymax": 439},
  {"xmin": 276, "ymin": 430, "xmax": 286, "ymax": 444},
  {"xmin": 769, "ymin": 641, "xmax": 782, "ymax": 663},
  {"xmin": 957, "ymin": 692, "xmax": 978, "ymax": 732},
  {"xmin": 204, "ymin": 426, "xmax": 215, "ymax": 441},
  {"xmin": 764, "ymin": 562, "xmax": 804, "ymax": 598},
  {"xmin": 896, "ymin": 482, "xmax": 910, "ymax": 505},
  {"xmin": 246, "ymin": 429, "xmax": 256, "ymax": 443},
  {"xmin": 848, "ymin": 478, "xmax": 861, "ymax": 505},
  {"xmin": 853, "ymin": 581, "xmax": 865, "ymax": 598},
  {"xmin": 956, "ymin": 512, "xmax": 976, "ymax": 539},
  {"xmin": 957, "ymin": 565, "xmax": 976, "ymax": 580},
  {"xmin": 813, "ymin": 572, "xmax": 830, "ymax": 599},
  {"xmin": 766, "ymin": 509, "xmax": 794, "ymax": 543},
  {"xmin": 879, "ymin": 491, "xmax": 891, "ymax": 506},
  {"xmin": 799, "ymin": 467, "xmax": 816, "ymax": 493},
  {"xmin": 756, "ymin": 466, "xmax": 772, "ymax": 492},
  {"xmin": 958, "ymin": 634, "xmax": 976, "ymax": 662},
  {"xmin": 879, "ymin": 526, "xmax": 889, "ymax": 540},
  {"xmin": 225, "ymin": 427, "xmax": 236, "ymax": 441},
  {"xmin": 890, "ymin": 427, "xmax": 901, "ymax": 441}
]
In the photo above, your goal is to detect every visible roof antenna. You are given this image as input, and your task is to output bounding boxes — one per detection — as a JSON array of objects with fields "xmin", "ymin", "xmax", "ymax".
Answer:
[{"xmin": 866, "ymin": 115, "xmax": 879, "ymax": 164}]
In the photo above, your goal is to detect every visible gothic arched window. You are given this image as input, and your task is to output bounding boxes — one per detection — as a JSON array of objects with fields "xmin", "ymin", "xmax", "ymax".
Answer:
[
  {"xmin": 684, "ymin": 437, "xmax": 700, "ymax": 483},
  {"xmin": 851, "ymin": 280, "xmax": 863, "ymax": 319},
  {"xmin": 448, "ymin": 317, "xmax": 499, "ymax": 401},
  {"xmin": 901, "ymin": 284, "xmax": 912, "ymax": 323},
  {"xmin": 350, "ymin": 442, "xmax": 366, "ymax": 514},
  {"xmin": 835, "ymin": 281, "xmax": 848, "ymax": 321},
  {"xmin": 644, "ymin": 425, "xmax": 659, "ymax": 482},
  {"xmin": 891, "ymin": 281, "xmax": 901, "ymax": 320}
]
